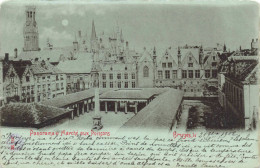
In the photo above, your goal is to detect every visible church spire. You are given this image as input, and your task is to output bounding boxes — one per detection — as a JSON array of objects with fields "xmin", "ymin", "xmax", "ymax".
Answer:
[
  {"xmin": 91, "ymin": 20, "xmax": 97, "ymax": 41},
  {"xmin": 223, "ymin": 42, "xmax": 227, "ymax": 52}
]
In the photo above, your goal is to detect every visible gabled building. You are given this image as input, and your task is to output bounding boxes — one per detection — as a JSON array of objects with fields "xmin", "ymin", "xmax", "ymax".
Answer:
[
  {"xmin": 2, "ymin": 54, "xmax": 66, "ymax": 104},
  {"xmin": 220, "ymin": 56, "xmax": 259, "ymax": 130},
  {"xmin": 137, "ymin": 48, "xmax": 154, "ymax": 88},
  {"xmin": 57, "ymin": 52, "xmax": 93, "ymax": 94}
]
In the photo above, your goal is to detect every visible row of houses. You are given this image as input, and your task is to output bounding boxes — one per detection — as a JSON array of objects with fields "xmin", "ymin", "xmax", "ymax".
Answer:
[{"xmin": 0, "ymin": 54, "xmax": 66, "ymax": 104}]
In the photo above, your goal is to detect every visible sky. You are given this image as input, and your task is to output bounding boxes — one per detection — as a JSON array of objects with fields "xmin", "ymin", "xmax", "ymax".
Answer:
[{"xmin": 0, "ymin": 0, "xmax": 259, "ymax": 55}]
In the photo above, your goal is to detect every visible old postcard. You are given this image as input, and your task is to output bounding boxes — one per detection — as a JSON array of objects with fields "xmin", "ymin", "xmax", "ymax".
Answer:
[{"xmin": 0, "ymin": 0, "xmax": 259, "ymax": 167}]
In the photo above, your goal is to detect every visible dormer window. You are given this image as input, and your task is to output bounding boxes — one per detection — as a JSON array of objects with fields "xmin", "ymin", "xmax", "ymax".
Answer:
[
  {"xmin": 189, "ymin": 57, "xmax": 192, "ymax": 61},
  {"xmin": 125, "ymin": 67, "xmax": 127, "ymax": 71}
]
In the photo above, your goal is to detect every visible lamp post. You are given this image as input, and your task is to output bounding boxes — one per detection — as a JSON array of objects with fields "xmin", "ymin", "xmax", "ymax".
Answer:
[{"xmin": 92, "ymin": 88, "xmax": 103, "ymax": 130}]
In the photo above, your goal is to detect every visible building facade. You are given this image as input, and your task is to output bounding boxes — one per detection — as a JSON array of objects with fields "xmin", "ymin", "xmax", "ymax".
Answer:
[
  {"xmin": 2, "ymin": 55, "xmax": 66, "ymax": 104},
  {"xmin": 219, "ymin": 56, "xmax": 259, "ymax": 130}
]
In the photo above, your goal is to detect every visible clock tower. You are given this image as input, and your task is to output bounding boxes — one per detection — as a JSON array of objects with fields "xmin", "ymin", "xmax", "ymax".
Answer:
[{"xmin": 23, "ymin": 6, "xmax": 40, "ymax": 51}]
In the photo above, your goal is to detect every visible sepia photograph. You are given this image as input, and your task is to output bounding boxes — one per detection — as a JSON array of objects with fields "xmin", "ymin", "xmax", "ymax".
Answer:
[{"xmin": 0, "ymin": 0, "xmax": 259, "ymax": 167}]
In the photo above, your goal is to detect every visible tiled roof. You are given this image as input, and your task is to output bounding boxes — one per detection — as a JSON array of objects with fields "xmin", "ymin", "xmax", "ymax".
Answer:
[
  {"xmin": 16, "ymin": 47, "xmax": 74, "ymax": 63},
  {"xmin": 40, "ymin": 88, "xmax": 111, "ymax": 108},
  {"xmin": 57, "ymin": 51, "xmax": 93, "ymax": 74},
  {"xmin": 120, "ymin": 89, "xmax": 184, "ymax": 130},
  {"xmin": 30, "ymin": 61, "xmax": 62, "ymax": 74},
  {"xmin": 0, "ymin": 103, "xmax": 70, "ymax": 127},
  {"xmin": 100, "ymin": 88, "xmax": 168, "ymax": 100},
  {"xmin": 3, "ymin": 60, "xmax": 32, "ymax": 79},
  {"xmin": 100, "ymin": 62, "xmax": 136, "ymax": 71}
]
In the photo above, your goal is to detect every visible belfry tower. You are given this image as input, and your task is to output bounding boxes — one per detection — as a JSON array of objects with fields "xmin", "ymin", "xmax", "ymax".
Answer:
[{"xmin": 23, "ymin": 6, "xmax": 40, "ymax": 51}]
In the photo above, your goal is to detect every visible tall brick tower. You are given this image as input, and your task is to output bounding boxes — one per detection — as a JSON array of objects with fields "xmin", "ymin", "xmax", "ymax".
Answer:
[{"xmin": 23, "ymin": 6, "xmax": 40, "ymax": 51}]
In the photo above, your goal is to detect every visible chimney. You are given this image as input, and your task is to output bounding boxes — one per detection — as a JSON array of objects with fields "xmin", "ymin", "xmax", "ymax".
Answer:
[
  {"xmin": 14, "ymin": 48, "xmax": 18, "ymax": 58},
  {"xmin": 4, "ymin": 53, "xmax": 9, "ymax": 62},
  {"xmin": 78, "ymin": 30, "xmax": 81, "ymax": 38}
]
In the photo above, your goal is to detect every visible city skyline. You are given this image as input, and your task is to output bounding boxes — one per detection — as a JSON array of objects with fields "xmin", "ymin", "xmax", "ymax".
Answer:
[{"xmin": 0, "ymin": 1, "xmax": 258, "ymax": 55}]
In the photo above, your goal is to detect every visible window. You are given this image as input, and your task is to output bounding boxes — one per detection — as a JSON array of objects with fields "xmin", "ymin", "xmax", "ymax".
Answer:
[
  {"xmin": 80, "ymin": 77, "xmax": 83, "ymax": 80},
  {"xmin": 143, "ymin": 66, "xmax": 149, "ymax": 77},
  {"xmin": 188, "ymin": 70, "xmax": 193, "ymax": 78},
  {"xmin": 205, "ymin": 70, "xmax": 210, "ymax": 78},
  {"xmin": 188, "ymin": 63, "xmax": 193, "ymax": 67},
  {"xmin": 102, "ymin": 82, "xmax": 106, "ymax": 88},
  {"xmin": 182, "ymin": 70, "xmax": 187, "ymax": 78},
  {"xmin": 14, "ymin": 88, "xmax": 18, "ymax": 96},
  {"xmin": 212, "ymin": 62, "xmax": 217, "ymax": 67},
  {"xmin": 118, "ymin": 82, "xmax": 121, "ymax": 88},
  {"xmin": 125, "ymin": 67, "xmax": 127, "ymax": 70},
  {"xmin": 48, "ymin": 84, "xmax": 51, "ymax": 90},
  {"xmin": 22, "ymin": 87, "xmax": 26, "ymax": 93},
  {"xmin": 158, "ymin": 71, "xmax": 163, "ymax": 79},
  {"xmin": 73, "ymin": 77, "xmax": 77, "ymax": 83},
  {"xmin": 172, "ymin": 70, "xmax": 177, "ymax": 79},
  {"xmin": 109, "ymin": 74, "xmax": 113, "ymax": 80},
  {"xmin": 102, "ymin": 74, "xmax": 106, "ymax": 80},
  {"xmin": 125, "ymin": 82, "xmax": 128, "ymax": 88},
  {"xmin": 162, "ymin": 63, "xmax": 166, "ymax": 68},
  {"xmin": 56, "ymin": 83, "xmax": 59, "ymax": 90},
  {"xmin": 168, "ymin": 63, "xmax": 172, "ymax": 68},
  {"xmin": 213, "ymin": 56, "xmax": 216, "ymax": 61},
  {"xmin": 132, "ymin": 82, "xmax": 136, "ymax": 88},
  {"xmin": 165, "ymin": 70, "xmax": 170, "ymax": 79},
  {"xmin": 212, "ymin": 70, "xmax": 218, "ymax": 78},
  {"xmin": 110, "ymin": 82, "xmax": 113, "ymax": 88},
  {"xmin": 195, "ymin": 70, "xmax": 200, "ymax": 78},
  {"xmin": 10, "ymin": 77, "xmax": 14, "ymax": 83},
  {"xmin": 37, "ymin": 77, "xmax": 40, "ymax": 83},
  {"xmin": 56, "ymin": 75, "xmax": 59, "ymax": 80},
  {"xmin": 189, "ymin": 57, "xmax": 192, "ymax": 61},
  {"xmin": 26, "ymin": 75, "xmax": 30, "ymax": 82},
  {"xmin": 117, "ymin": 73, "xmax": 121, "ymax": 79},
  {"xmin": 132, "ymin": 73, "xmax": 135, "ymax": 79},
  {"xmin": 124, "ymin": 73, "xmax": 128, "ymax": 79}
]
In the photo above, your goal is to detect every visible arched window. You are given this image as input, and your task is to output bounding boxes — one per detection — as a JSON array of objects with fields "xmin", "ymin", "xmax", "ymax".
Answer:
[{"xmin": 143, "ymin": 66, "xmax": 149, "ymax": 77}]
